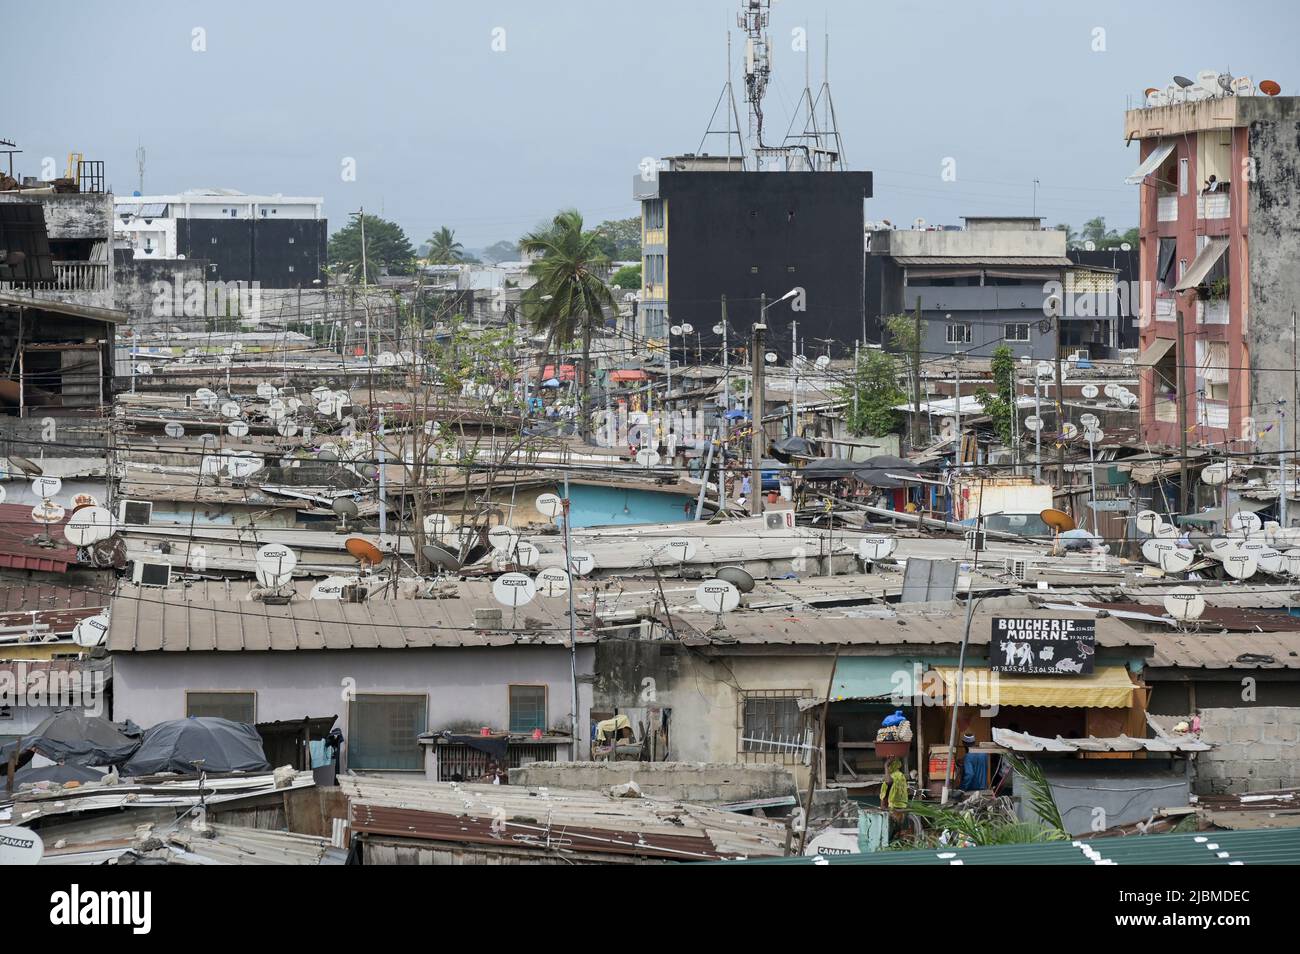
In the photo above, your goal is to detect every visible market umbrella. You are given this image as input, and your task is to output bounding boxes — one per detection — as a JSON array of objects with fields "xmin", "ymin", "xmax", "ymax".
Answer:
[
  {"xmin": 0, "ymin": 711, "xmax": 142, "ymax": 768},
  {"xmin": 773, "ymin": 435, "xmax": 817, "ymax": 458},
  {"xmin": 799, "ymin": 457, "xmax": 860, "ymax": 482},
  {"xmin": 723, "ymin": 409, "xmax": 749, "ymax": 421},
  {"xmin": 121, "ymin": 717, "xmax": 271, "ymax": 776}
]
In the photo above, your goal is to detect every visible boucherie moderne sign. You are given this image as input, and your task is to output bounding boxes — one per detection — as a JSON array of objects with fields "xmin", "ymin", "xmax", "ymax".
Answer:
[{"xmin": 991, "ymin": 617, "xmax": 1095, "ymax": 675}]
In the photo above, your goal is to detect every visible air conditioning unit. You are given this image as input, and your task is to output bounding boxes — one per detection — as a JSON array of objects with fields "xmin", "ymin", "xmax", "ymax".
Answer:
[
  {"xmin": 119, "ymin": 500, "xmax": 153, "ymax": 526},
  {"xmin": 132, "ymin": 561, "xmax": 172, "ymax": 586},
  {"xmin": 1005, "ymin": 558, "xmax": 1028, "ymax": 581}
]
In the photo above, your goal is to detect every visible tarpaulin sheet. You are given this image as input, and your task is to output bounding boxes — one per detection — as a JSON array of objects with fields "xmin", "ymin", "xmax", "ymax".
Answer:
[
  {"xmin": 122, "ymin": 717, "xmax": 271, "ymax": 775},
  {"xmin": 932, "ymin": 665, "xmax": 1136, "ymax": 709}
]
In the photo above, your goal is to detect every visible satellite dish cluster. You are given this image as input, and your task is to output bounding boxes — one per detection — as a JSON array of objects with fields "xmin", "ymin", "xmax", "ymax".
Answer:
[
  {"xmin": 1144, "ymin": 71, "xmax": 1277, "ymax": 108},
  {"xmin": 1135, "ymin": 508, "xmax": 1300, "ymax": 583}
]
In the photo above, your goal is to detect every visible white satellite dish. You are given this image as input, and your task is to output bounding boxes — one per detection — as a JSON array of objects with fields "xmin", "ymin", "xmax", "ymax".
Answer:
[
  {"xmin": 696, "ymin": 578, "xmax": 740, "ymax": 614},
  {"xmin": 1025, "ymin": 416, "xmax": 1044, "ymax": 432},
  {"xmin": 227, "ymin": 420, "xmax": 250, "ymax": 438},
  {"xmin": 535, "ymin": 493, "xmax": 564, "ymax": 518},
  {"xmin": 1201, "ymin": 462, "xmax": 1230, "ymax": 485},
  {"xmin": 31, "ymin": 501, "xmax": 65, "ymax": 525},
  {"xmin": 567, "ymin": 550, "xmax": 596, "ymax": 576},
  {"xmin": 195, "ymin": 387, "xmax": 217, "ymax": 403},
  {"xmin": 286, "ymin": 397, "xmax": 303, "ymax": 414},
  {"xmin": 63, "ymin": 506, "xmax": 114, "ymax": 546},
  {"xmin": 257, "ymin": 383, "xmax": 277, "ymax": 399},
  {"xmin": 535, "ymin": 567, "xmax": 570, "ymax": 597},
  {"xmin": 31, "ymin": 475, "xmax": 62, "ymax": 499},
  {"xmin": 72, "ymin": 613, "xmax": 110, "ymax": 648},
  {"xmin": 0, "ymin": 486, "xmax": 6, "ymax": 505},
  {"xmin": 1155, "ymin": 522, "xmax": 1178, "ymax": 539},
  {"xmin": 815, "ymin": 355, "xmax": 831, "ymax": 370},
  {"xmin": 635, "ymin": 449, "xmax": 662, "ymax": 468},
  {"xmin": 310, "ymin": 386, "xmax": 330, "ymax": 401},
  {"xmin": 424, "ymin": 513, "xmax": 453, "ymax": 538},
  {"xmin": 492, "ymin": 571, "xmax": 537, "ymax": 608},
  {"xmin": 1061, "ymin": 422, "xmax": 1079, "ymax": 441},
  {"xmin": 1164, "ymin": 587, "xmax": 1206, "ymax": 622},
  {"xmin": 256, "ymin": 566, "xmax": 293, "ymax": 588},
  {"xmin": 134, "ymin": 362, "xmax": 153, "ymax": 376},
  {"xmin": 1035, "ymin": 361, "xmax": 1053, "ymax": 379},
  {"xmin": 1084, "ymin": 427, "xmax": 1105, "ymax": 445},
  {"xmin": 859, "ymin": 535, "xmax": 897, "ymax": 560},
  {"xmin": 164, "ymin": 421, "xmax": 185, "ymax": 439},
  {"xmin": 1158, "ymin": 547, "xmax": 1194, "ymax": 573},
  {"xmin": 487, "ymin": 525, "xmax": 520, "ymax": 554},
  {"xmin": 513, "ymin": 540, "xmax": 541, "ymax": 567},
  {"xmin": 1229, "ymin": 511, "xmax": 1263, "ymax": 534},
  {"xmin": 316, "ymin": 399, "xmax": 337, "ymax": 415},
  {"xmin": 220, "ymin": 401, "xmax": 241, "ymax": 418},
  {"xmin": 1223, "ymin": 552, "xmax": 1258, "ymax": 580},
  {"xmin": 266, "ymin": 399, "xmax": 287, "ymax": 421},
  {"xmin": 670, "ymin": 324, "xmax": 683, "ymax": 336},
  {"xmin": 1080, "ymin": 412, "xmax": 1100, "ymax": 428},
  {"xmin": 0, "ymin": 826, "xmax": 43, "ymax": 865},
  {"xmin": 1135, "ymin": 510, "xmax": 1161, "ymax": 534},
  {"xmin": 310, "ymin": 575, "xmax": 356, "ymax": 600},
  {"xmin": 256, "ymin": 543, "xmax": 297, "ymax": 578},
  {"xmin": 1081, "ymin": 384, "xmax": 1099, "ymax": 399},
  {"xmin": 1119, "ymin": 392, "xmax": 1138, "ymax": 408},
  {"xmin": 226, "ymin": 454, "xmax": 264, "ymax": 480},
  {"xmin": 1206, "ymin": 537, "xmax": 1235, "ymax": 560},
  {"xmin": 1141, "ymin": 539, "xmax": 1177, "ymax": 564},
  {"xmin": 1283, "ymin": 548, "xmax": 1300, "ymax": 577},
  {"xmin": 662, "ymin": 536, "xmax": 698, "ymax": 563},
  {"xmin": 1257, "ymin": 548, "xmax": 1285, "ymax": 574},
  {"xmin": 276, "ymin": 420, "xmax": 299, "ymax": 437}
]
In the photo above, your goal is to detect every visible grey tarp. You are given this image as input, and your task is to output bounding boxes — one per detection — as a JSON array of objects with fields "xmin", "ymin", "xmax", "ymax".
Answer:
[
  {"xmin": 0, "ymin": 711, "xmax": 142, "ymax": 768},
  {"xmin": 0, "ymin": 763, "xmax": 105, "ymax": 792},
  {"xmin": 852, "ymin": 455, "xmax": 929, "ymax": 488},
  {"xmin": 121, "ymin": 717, "xmax": 271, "ymax": 776}
]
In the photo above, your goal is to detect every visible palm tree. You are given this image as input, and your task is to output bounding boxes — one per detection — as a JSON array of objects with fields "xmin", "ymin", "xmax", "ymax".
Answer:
[
  {"xmin": 426, "ymin": 226, "xmax": 464, "ymax": 264},
  {"xmin": 519, "ymin": 209, "xmax": 616, "ymax": 441}
]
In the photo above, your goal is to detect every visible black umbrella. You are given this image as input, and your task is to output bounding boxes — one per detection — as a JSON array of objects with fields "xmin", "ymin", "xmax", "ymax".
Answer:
[
  {"xmin": 772, "ymin": 435, "xmax": 817, "ymax": 459},
  {"xmin": 799, "ymin": 457, "xmax": 860, "ymax": 482},
  {"xmin": 0, "ymin": 711, "xmax": 142, "ymax": 768},
  {"xmin": 121, "ymin": 717, "xmax": 271, "ymax": 776}
]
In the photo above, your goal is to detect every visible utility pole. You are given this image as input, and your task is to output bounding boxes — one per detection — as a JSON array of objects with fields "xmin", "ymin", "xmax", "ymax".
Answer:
[
  {"xmin": 954, "ymin": 352, "xmax": 962, "ymax": 464},
  {"xmin": 1280, "ymin": 401, "xmax": 1289, "ymax": 528},
  {"xmin": 912, "ymin": 300, "xmax": 922, "ymax": 452},
  {"xmin": 562, "ymin": 472, "xmax": 580, "ymax": 761},
  {"xmin": 751, "ymin": 297, "xmax": 767, "ymax": 516},
  {"xmin": 1053, "ymin": 309, "xmax": 1066, "ymax": 504},
  {"xmin": 853, "ymin": 339, "xmax": 860, "ymax": 424},
  {"xmin": 1176, "ymin": 307, "xmax": 1189, "ymax": 515},
  {"xmin": 720, "ymin": 295, "xmax": 729, "ymax": 411},
  {"xmin": 790, "ymin": 316, "xmax": 799, "ymax": 437}
]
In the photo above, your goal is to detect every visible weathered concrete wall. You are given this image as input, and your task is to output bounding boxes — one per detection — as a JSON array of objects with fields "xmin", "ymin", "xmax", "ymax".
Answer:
[
  {"xmin": 1193, "ymin": 706, "xmax": 1300, "ymax": 794},
  {"xmin": 113, "ymin": 254, "xmax": 211, "ymax": 330},
  {"xmin": 1247, "ymin": 100, "xmax": 1300, "ymax": 429},
  {"xmin": 0, "ymin": 192, "xmax": 113, "ymax": 241},
  {"xmin": 509, "ymin": 761, "xmax": 797, "ymax": 806}
]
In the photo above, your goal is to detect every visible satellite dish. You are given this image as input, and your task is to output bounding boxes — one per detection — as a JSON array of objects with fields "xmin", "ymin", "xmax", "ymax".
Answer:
[
  {"xmin": 1173, "ymin": 75, "xmax": 1195, "ymax": 88},
  {"xmin": 1164, "ymin": 587, "xmax": 1206, "ymax": 622},
  {"xmin": 695, "ymin": 578, "xmax": 740, "ymax": 614},
  {"xmin": 1260, "ymin": 79, "xmax": 1281, "ymax": 96},
  {"xmin": 220, "ymin": 401, "xmax": 241, "ymax": 418},
  {"xmin": 535, "ymin": 493, "xmax": 563, "ymax": 518},
  {"xmin": 345, "ymin": 537, "xmax": 385, "ymax": 567},
  {"xmin": 670, "ymin": 324, "xmax": 683, "ymax": 336},
  {"xmin": 1201, "ymin": 462, "xmax": 1230, "ymax": 485},
  {"xmin": 310, "ymin": 386, "xmax": 330, "ymax": 401},
  {"xmin": 195, "ymin": 387, "xmax": 218, "ymax": 403},
  {"xmin": 63, "ymin": 506, "xmax": 114, "ymax": 546},
  {"xmin": 1223, "ymin": 552, "xmax": 1258, "ymax": 580},
  {"xmin": 333, "ymin": 497, "xmax": 359, "ymax": 518},
  {"xmin": 635, "ymin": 449, "xmax": 662, "ymax": 468},
  {"xmin": 492, "ymin": 571, "xmax": 537, "ymax": 608},
  {"xmin": 1080, "ymin": 412, "xmax": 1100, "ymax": 428},
  {"xmin": 487, "ymin": 525, "xmax": 520, "ymax": 554},
  {"xmin": 198, "ymin": 433, "xmax": 218, "ymax": 449},
  {"xmin": 276, "ymin": 419, "xmax": 299, "ymax": 437},
  {"xmin": 1083, "ymin": 240, "xmax": 1096, "ymax": 251},
  {"xmin": 225, "ymin": 454, "xmax": 263, "ymax": 480},
  {"xmin": 662, "ymin": 536, "xmax": 698, "ymax": 563},
  {"xmin": 717, "ymin": 565, "xmax": 756, "ymax": 593},
  {"xmin": 815, "ymin": 355, "xmax": 831, "ymax": 370},
  {"xmin": 1135, "ymin": 510, "xmax": 1161, "ymax": 535},
  {"xmin": 257, "ymin": 542, "xmax": 297, "ymax": 574},
  {"xmin": 310, "ymin": 576, "xmax": 356, "ymax": 600},
  {"xmin": 256, "ymin": 566, "xmax": 293, "ymax": 588},
  {"xmin": 535, "ymin": 567, "xmax": 571, "ymax": 597},
  {"xmin": 227, "ymin": 420, "xmax": 250, "ymax": 438},
  {"xmin": 164, "ymin": 422, "xmax": 185, "ymax": 439},
  {"xmin": 765, "ymin": 352, "xmax": 778, "ymax": 363},
  {"xmin": 1081, "ymin": 384, "xmax": 1099, "ymax": 399},
  {"xmin": 1283, "ymin": 548, "xmax": 1300, "ymax": 577},
  {"xmin": 31, "ymin": 475, "xmax": 62, "ymax": 500},
  {"xmin": 266, "ymin": 399, "xmax": 287, "ymax": 421},
  {"xmin": 257, "ymin": 383, "xmax": 277, "ymax": 399},
  {"xmin": 513, "ymin": 540, "xmax": 541, "ymax": 567},
  {"xmin": 1257, "ymin": 548, "xmax": 1285, "ymax": 575},
  {"xmin": 424, "ymin": 513, "xmax": 452, "ymax": 537},
  {"xmin": 31, "ymin": 501, "xmax": 66, "ymax": 527},
  {"xmin": 316, "ymin": 399, "xmax": 337, "ymax": 415},
  {"xmin": 1025, "ymin": 415, "xmax": 1044, "ymax": 432},
  {"xmin": 421, "ymin": 543, "xmax": 461, "ymax": 572},
  {"xmin": 1119, "ymin": 392, "xmax": 1138, "ymax": 409},
  {"xmin": 567, "ymin": 550, "xmax": 596, "ymax": 576},
  {"xmin": 1158, "ymin": 547, "xmax": 1194, "ymax": 573},
  {"xmin": 1206, "ymin": 537, "xmax": 1236, "ymax": 560},
  {"xmin": 1061, "ymin": 422, "xmax": 1079, "ymax": 441},
  {"xmin": 858, "ymin": 535, "xmax": 898, "ymax": 561},
  {"xmin": 1041, "ymin": 509, "xmax": 1076, "ymax": 533},
  {"xmin": 1229, "ymin": 511, "xmax": 1263, "ymax": 535},
  {"xmin": 72, "ymin": 613, "xmax": 110, "ymax": 648},
  {"xmin": 1155, "ymin": 522, "xmax": 1178, "ymax": 539},
  {"xmin": 1120, "ymin": 242, "xmax": 1132, "ymax": 251},
  {"xmin": 1142, "ymin": 538, "xmax": 1177, "ymax": 564},
  {"xmin": 378, "ymin": 351, "xmax": 397, "ymax": 367},
  {"xmin": 1084, "ymin": 427, "xmax": 1105, "ymax": 444}
]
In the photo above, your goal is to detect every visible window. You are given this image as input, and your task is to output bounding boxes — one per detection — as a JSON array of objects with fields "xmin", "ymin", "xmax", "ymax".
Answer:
[
  {"xmin": 786, "ymin": 265, "xmax": 796, "ymax": 273},
  {"xmin": 288, "ymin": 237, "xmax": 295, "ymax": 245},
  {"xmin": 643, "ymin": 198, "xmax": 664, "ymax": 230},
  {"xmin": 644, "ymin": 306, "xmax": 667, "ymax": 339},
  {"xmin": 1179, "ymin": 157, "xmax": 1189, "ymax": 196},
  {"xmin": 741, "ymin": 691, "xmax": 809, "ymax": 758},
  {"xmin": 348, "ymin": 693, "xmax": 427, "ymax": 771},
  {"xmin": 186, "ymin": 690, "xmax": 255, "ymax": 723},
  {"xmin": 644, "ymin": 254, "xmax": 665, "ymax": 285},
  {"xmin": 287, "ymin": 265, "xmax": 294, "ymax": 273},
  {"xmin": 1004, "ymin": 323, "xmax": 1030, "ymax": 342},
  {"xmin": 509, "ymin": 685, "xmax": 547, "ymax": 734},
  {"xmin": 750, "ymin": 265, "xmax": 759, "ymax": 274},
  {"xmin": 1156, "ymin": 237, "xmax": 1178, "ymax": 290},
  {"xmin": 210, "ymin": 236, "xmax": 218, "ymax": 244},
  {"xmin": 946, "ymin": 323, "xmax": 972, "ymax": 344}
]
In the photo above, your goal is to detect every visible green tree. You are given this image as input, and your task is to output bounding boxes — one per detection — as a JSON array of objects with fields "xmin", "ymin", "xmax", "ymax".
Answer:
[
  {"xmin": 481, "ymin": 239, "xmax": 520, "ymax": 263},
  {"xmin": 590, "ymin": 216, "xmax": 641, "ymax": 260},
  {"xmin": 1080, "ymin": 216, "xmax": 1119, "ymax": 248},
  {"xmin": 426, "ymin": 226, "xmax": 465, "ymax": 264},
  {"xmin": 328, "ymin": 214, "xmax": 416, "ymax": 280},
  {"xmin": 841, "ymin": 349, "xmax": 906, "ymax": 436},
  {"xmin": 519, "ymin": 209, "xmax": 617, "ymax": 441},
  {"xmin": 974, "ymin": 345, "xmax": 1016, "ymax": 444},
  {"xmin": 1055, "ymin": 223, "xmax": 1079, "ymax": 249},
  {"xmin": 610, "ymin": 263, "xmax": 641, "ymax": 290}
]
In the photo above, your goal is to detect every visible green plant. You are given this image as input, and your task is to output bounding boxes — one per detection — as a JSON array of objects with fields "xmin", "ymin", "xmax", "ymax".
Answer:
[
  {"xmin": 974, "ymin": 345, "xmax": 1016, "ymax": 445},
  {"xmin": 840, "ymin": 348, "xmax": 906, "ymax": 436}
]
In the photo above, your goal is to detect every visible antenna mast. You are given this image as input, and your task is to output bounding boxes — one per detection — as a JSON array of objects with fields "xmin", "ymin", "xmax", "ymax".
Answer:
[{"xmin": 738, "ymin": 0, "xmax": 772, "ymax": 152}]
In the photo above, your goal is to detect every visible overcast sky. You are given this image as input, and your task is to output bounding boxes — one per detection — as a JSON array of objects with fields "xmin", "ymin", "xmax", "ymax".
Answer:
[{"xmin": 8, "ymin": 0, "xmax": 1297, "ymax": 247}]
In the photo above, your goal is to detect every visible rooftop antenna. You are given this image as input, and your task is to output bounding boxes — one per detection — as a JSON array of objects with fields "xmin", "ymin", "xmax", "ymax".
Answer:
[
  {"xmin": 135, "ymin": 142, "xmax": 145, "ymax": 195},
  {"xmin": 738, "ymin": 0, "xmax": 772, "ymax": 155},
  {"xmin": 696, "ymin": 31, "xmax": 747, "ymax": 166}
]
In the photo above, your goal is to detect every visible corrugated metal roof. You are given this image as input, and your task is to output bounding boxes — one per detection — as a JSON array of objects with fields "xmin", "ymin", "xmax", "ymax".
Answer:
[
  {"xmin": 992, "ymin": 727, "xmax": 1210, "ymax": 753},
  {"xmin": 0, "ymin": 503, "xmax": 78, "ymax": 574},
  {"xmin": 107, "ymin": 580, "xmax": 585, "ymax": 652},
  {"xmin": 716, "ymin": 827, "xmax": 1300, "ymax": 865},
  {"xmin": 892, "ymin": 256, "xmax": 1074, "ymax": 267},
  {"xmin": 1147, "ymin": 630, "xmax": 1300, "ymax": 671}
]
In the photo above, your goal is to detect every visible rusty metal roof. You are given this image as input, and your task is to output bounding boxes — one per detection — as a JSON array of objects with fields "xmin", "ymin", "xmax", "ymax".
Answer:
[{"xmin": 0, "ymin": 503, "xmax": 78, "ymax": 573}]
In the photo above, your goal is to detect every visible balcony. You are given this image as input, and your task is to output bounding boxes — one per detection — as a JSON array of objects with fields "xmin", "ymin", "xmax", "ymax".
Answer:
[
  {"xmin": 1157, "ymin": 195, "xmax": 1179, "ymax": 222},
  {"xmin": 0, "ymin": 261, "xmax": 110, "ymax": 293},
  {"xmin": 1198, "ymin": 193, "xmax": 1231, "ymax": 220}
]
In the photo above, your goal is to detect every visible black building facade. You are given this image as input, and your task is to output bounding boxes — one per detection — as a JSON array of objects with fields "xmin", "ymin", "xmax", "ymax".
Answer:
[{"xmin": 176, "ymin": 217, "xmax": 327, "ymax": 288}]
